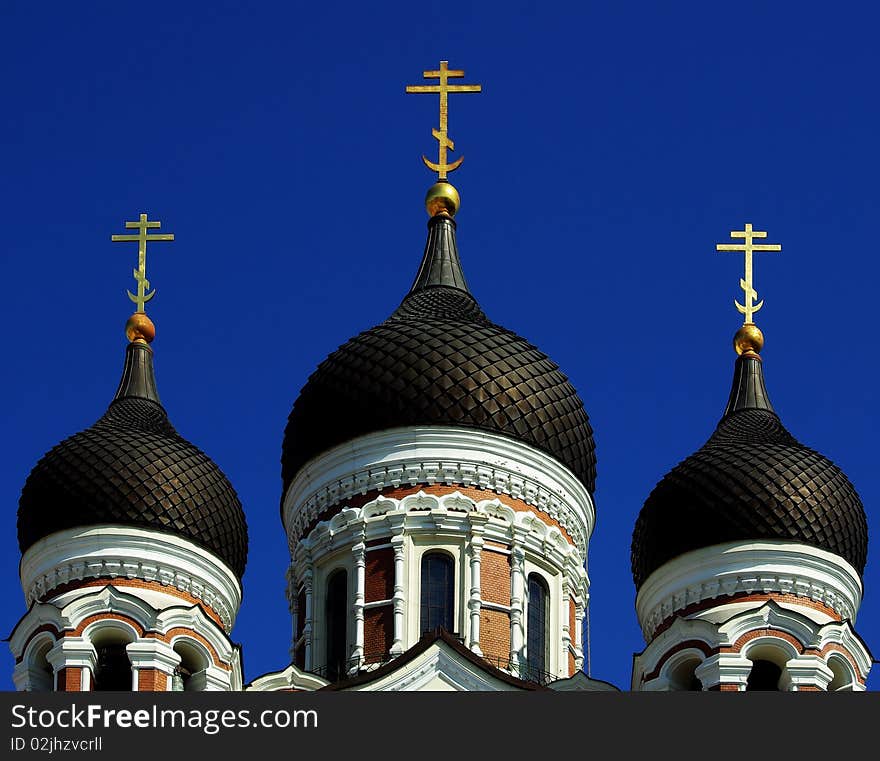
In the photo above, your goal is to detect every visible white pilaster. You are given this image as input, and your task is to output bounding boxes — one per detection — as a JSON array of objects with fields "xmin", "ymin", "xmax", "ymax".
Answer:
[
  {"xmin": 126, "ymin": 639, "xmax": 181, "ymax": 691},
  {"xmin": 468, "ymin": 524, "xmax": 484, "ymax": 657},
  {"xmin": 510, "ymin": 543, "xmax": 526, "ymax": 669},
  {"xmin": 390, "ymin": 527, "xmax": 406, "ymax": 656},
  {"xmin": 351, "ymin": 541, "xmax": 366, "ymax": 672},
  {"xmin": 46, "ymin": 637, "xmax": 97, "ymax": 693}
]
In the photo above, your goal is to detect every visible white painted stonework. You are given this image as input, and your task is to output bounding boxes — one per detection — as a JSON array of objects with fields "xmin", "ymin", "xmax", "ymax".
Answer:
[
  {"xmin": 19, "ymin": 524, "xmax": 243, "ymax": 633},
  {"xmin": 632, "ymin": 600, "xmax": 872, "ymax": 691},
  {"xmin": 282, "ymin": 426, "xmax": 595, "ymax": 557},
  {"xmin": 288, "ymin": 489, "xmax": 588, "ymax": 679},
  {"xmin": 635, "ymin": 540, "xmax": 864, "ymax": 641},
  {"xmin": 9, "ymin": 585, "xmax": 243, "ymax": 691}
]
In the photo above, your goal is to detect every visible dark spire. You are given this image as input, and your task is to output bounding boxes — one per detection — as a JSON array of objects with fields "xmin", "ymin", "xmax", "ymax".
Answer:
[
  {"xmin": 408, "ymin": 214, "xmax": 470, "ymax": 294},
  {"xmin": 113, "ymin": 341, "xmax": 161, "ymax": 404},
  {"xmin": 722, "ymin": 353, "xmax": 773, "ymax": 417},
  {"xmin": 721, "ymin": 322, "xmax": 773, "ymax": 417}
]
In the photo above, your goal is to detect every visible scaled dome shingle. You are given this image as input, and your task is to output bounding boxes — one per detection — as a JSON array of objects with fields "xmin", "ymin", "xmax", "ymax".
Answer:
[
  {"xmin": 631, "ymin": 354, "xmax": 868, "ymax": 590},
  {"xmin": 18, "ymin": 343, "xmax": 249, "ymax": 579},
  {"xmin": 281, "ymin": 213, "xmax": 596, "ymax": 500}
]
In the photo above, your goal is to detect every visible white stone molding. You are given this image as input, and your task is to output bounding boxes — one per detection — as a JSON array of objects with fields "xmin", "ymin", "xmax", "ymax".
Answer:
[
  {"xmin": 126, "ymin": 640, "xmax": 181, "ymax": 690},
  {"xmin": 8, "ymin": 585, "xmax": 242, "ymax": 691},
  {"xmin": 694, "ymin": 653, "xmax": 753, "ymax": 691},
  {"xmin": 19, "ymin": 525, "xmax": 243, "ymax": 633},
  {"xmin": 340, "ymin": 639, "xmax": 526, "ymax": 691},
  {"xmin": 246, "ymin": 663, "xmax": 330, "ymax": 692},
  {"xmin": 13, "ymin": 631, "xmax": 57, "ymax": 691},
  {"xmin": 509, "ymin": 542, "xmax": 526, "ymax": 667},
  {"xmin": 635, "ymin": 540, "xmax": 864, "ymax": 641},
  {"xmin": 285, "ymin": 490, "xmax": 584, "ymax": 668},
  {"xmin": 351, "ymin": 540, "xmax": 366, "ymax": 672},
  {"xmin": 468, "ymin": 519, "xmax": 486, "ymax": 656},
  {"xmin": 46, "ymin": 637, "xmax": 97, "ymax": 692},
  {"xmin": 632, "ymin": 600, "xmax": 873, "ymax": 691},
  {"xmin": 782, "ymin": 655, "xmax": 834, "ymax": 691},
  {"xmin": 282, "ymin": 426, "xmax": 595, "ymax": 557},
  {"xmin": 390, "ymin": 526, "xmax": 406, "ymax": 656}
]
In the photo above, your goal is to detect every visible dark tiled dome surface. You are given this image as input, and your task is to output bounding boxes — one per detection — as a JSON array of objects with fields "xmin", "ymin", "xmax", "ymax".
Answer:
[
  {"xmin": 631, "ymin": 406, "xmax": 868, "ymax": 589},
  {"xmin": 19, "ymin": 392, "xmax": 249, "ymax": 579},
  {"xmin": 281, "ymin": 285, "xmax": 596, "ymax": 499}
]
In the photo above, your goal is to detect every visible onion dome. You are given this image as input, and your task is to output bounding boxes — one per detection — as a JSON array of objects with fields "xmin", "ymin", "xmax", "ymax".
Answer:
[
  {"xmin": 631, "ymin": 323, "xmax": 868, "ymax": 590},
  {"xmin": 281, "ymin": 181, "xmax": 596, "ymax": 500},
  {"xmin": 18, "ymin": 312, "xmax": 249, "ymax": 579}
]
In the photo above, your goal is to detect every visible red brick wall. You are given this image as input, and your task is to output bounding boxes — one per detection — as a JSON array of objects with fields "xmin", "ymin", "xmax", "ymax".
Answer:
[
  {"xmin": 365, "ymin": 549, "xmax": 394, "ymax": 602},
  {"xmin": 480, "ymin": 608, "xmax": 510, "ymax": 663},
  {"xmin": 364, "ymin": 607, "xmax": 393, "ymax": 661},
  {"xmin": 569, "ymin": 597, "xmax": 577, "ymax": 676},
  {"xmin": 56, "ymin": 667, "xmax": 82, "ymax": 692},
  {"xmin": 137, "ymin": 668, "xmax": 167, "ymax": 691},
  {"xmin": 481, "ymin": 550, "xmax": 510, "ymax": 606}
]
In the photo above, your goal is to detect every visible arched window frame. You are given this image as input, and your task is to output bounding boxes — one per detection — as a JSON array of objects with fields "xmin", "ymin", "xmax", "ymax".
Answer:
[
  {"xmin": 83, "ymin": 620, "xmax": 138, "ymax": 692},
  {"xmin": 525, "ymin": 572, "xmax": 550, "ymax": 680},
  {"xmin": 420, "ymin": 550, "xmax": 456, "ymax": 635},
  {"xmin": 323, "ymin": 567, "xmax": 350, "ymax": 681}
]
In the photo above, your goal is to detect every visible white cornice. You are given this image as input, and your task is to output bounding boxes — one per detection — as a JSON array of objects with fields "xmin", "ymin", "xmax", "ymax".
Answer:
[
  {"xmin": 19, "ymin": 525, "xmax": 243, "ymax": 633},
  {"xmin": 635, "ymin": 541, "xmax": 864, "ymax": 641},
  {"xmin": 296, "ymin": 491, "xmax": 582, "ymax": 573},
  {"xmin": 283, "ymin": 426, "xmax": 594, "ymax": 556}
]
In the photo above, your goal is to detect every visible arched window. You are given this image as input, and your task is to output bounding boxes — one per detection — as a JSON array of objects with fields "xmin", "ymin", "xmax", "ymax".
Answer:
[
  {"xmin": 526, "ymin": 573, "xmax": 549, "ymax": 679},
  {"xmin": 420, "ymin": 552, "xmax": 454, "ymax": 634},
  {"xmin": 325, "ymin": 569, "xmax": 349, "ymax": 681},
  {"xmin": 746, "ymin": 659, "xmax": 782, "ymax": 691},
  {"xmin": 171, "ymin": 640, "xmax": 210, "ymax": 691},
  {"xmin": 94, "ymin": 643, "xmax": 132, "ymax": 691}
]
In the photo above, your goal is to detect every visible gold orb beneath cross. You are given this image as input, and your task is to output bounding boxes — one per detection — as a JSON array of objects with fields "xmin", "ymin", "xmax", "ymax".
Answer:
[
  {"xmin": 425, "ymin": 181, "xmax": 460, "ymax": 217},
  {"xmin": 126, "ymin": 312, "xmax": 155, "ymax": 344},
  {"xmin": 734, "ymin": 323, "xmax": 763, "ymax": 355}
]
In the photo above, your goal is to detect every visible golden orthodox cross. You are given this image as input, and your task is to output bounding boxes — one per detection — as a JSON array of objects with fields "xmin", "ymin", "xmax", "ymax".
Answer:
[
  {"xmin": 716, "ymin": 223, "xmax": 781, "ymax": 323},
  {"xmin": 406, "ymin": 60, "xmax": 481, "ymax": 180},
  {"xmin": 111, "ymin": 213, "xmax": 175, "ymax": 312}
]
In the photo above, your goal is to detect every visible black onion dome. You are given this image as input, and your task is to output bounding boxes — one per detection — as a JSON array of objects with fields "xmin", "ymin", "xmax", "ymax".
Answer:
[
  {"xmin": 18, "ymin": 340, "xmax": 249, "ymax": 579},
  {"xmin": 631, "ymin": 352, "xmax": 868, "ymax": 590},
  {"xmin": 281, "ymin": 211, "xmax": 597, "ymax": 501}
]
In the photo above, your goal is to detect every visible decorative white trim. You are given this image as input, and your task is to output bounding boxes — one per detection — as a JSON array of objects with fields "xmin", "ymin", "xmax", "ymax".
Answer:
[
  {"xmin": 632, "ymin": 600, "xmax": 874, "ymax": 691},
  {"xmin": 340, "ymin": 639, "xmax": 527, "ymax": 691},
  {"xmin": 635, "ymin": 540, "xmax": 864, "ymax": 640},
  {"xmin": 246, "ymin": 663, "xmax": 330, "ymax": 692},
  {"xmin": 19, "ymin": 525, "xmax": 243, "ymax": 633},
  {"xmin": 282, "ymin": 426, "xmax": 594, "ymax": 557}
]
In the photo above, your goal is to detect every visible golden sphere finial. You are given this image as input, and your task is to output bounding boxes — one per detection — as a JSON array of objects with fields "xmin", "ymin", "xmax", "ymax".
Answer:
[
  {"xmin": 734, "ymin": 323, "xmax": 764, "ymax": 356},
  {"xmin": 425, "ymin": 181, "xmax": 460, "ymax": 217},
  {"xmin": 126, "ymin": 312, "xmax": 156, "ymax": 344}
]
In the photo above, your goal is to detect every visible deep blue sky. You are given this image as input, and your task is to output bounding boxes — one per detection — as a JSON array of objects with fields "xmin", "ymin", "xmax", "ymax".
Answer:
[{"xmin": 2, "ymin": 1, "xmax": 878, "ymax": 691}]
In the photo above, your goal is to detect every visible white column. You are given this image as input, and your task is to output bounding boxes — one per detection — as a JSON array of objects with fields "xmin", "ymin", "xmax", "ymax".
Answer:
[
  {"xmin": 559, "ymin": 574, "xmax": 571, "ymax": 677},
  {"xmin": 350, "ymin": 541, "xmax": 366, "ymax": 673},
  {"xmin": 126, "ymin": 640, "xmax": 181, "ymax": 691},
  {"xmin": 286, "ymin": 564, "xmax": 299, "ymax": 659},
  {"xmin": 694, "ymin": 653, "xmax": 753, "ymax": 691},
  {"xmin": 468, "ymin": 527, "xmax": 484, "ymax": 656},
  {"xmin": 574, "ymin": 599, "xmax": 585, "ymax": 673},
  {"xmin": 302, "ymin": 566, "xmax": 314, "ymax": 671},
  {"xmin": 46, "ymin": 637, "xmax": 97, "ymax": 692},
  {"xmin": 510, "ymin": 543, "xmax": 526, "ymax": 672},
  {"xmin": 390, "ymin": 531, "xmax": 406, "ymax": 655},
  {"xmin": 783, "ymin": 656, "xmax": 834, "ymax": 691}
]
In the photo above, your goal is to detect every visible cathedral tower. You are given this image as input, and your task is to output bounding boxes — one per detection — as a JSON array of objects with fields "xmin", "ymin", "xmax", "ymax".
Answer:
[
  {"xmin": 270, "ymin": 62, "xmax": 604, "ymax": 690},
  {"xmin": 630, "ymin": 224, "xmax": 872, "ymax": 691},
  {"xmin": 10, "ymin": 215, "xmax": 249, "ymax": 692}
]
